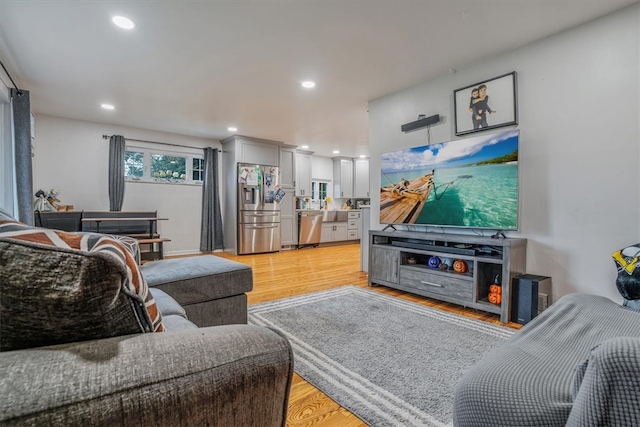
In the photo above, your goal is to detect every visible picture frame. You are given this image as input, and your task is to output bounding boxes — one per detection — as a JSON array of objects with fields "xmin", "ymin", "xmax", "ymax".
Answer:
[{"xmin": 454, "ymin": 71, "xmax": 517, "ymax": 136}]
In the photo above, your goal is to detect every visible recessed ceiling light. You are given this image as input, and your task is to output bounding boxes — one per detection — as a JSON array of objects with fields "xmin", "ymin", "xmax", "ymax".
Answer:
[
  {"xmin": 112, "ymin": 16, "xmax": 135, "ymax": 30},
  {"xmin": 332, "ymin": 150, "xmax": 340, "ymax": 154},
  {"xmin": 301, "ymin": 81, "xmax": 316, "ymax": 89},
  {"xmin": 228, "ymin": 127, "xmax": 238, "ymax": 132},
  {"xmin": 101, "ymin": 103, "xmax": 115, "ymax": 110},
  {"xmin": 359, "ymin": 154, "xmax": 366, "ymax": 158},
  {"xmin": 300, "ymin": 145, "xmax": 309, "ymax": 149}
]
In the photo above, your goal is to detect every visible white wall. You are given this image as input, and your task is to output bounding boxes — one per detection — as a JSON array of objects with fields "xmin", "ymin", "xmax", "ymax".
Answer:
[
  {"xmin": 33, "ymin": 115, "xmax": 221, "ymax": 255},
  {"xmin": 368, "ymin": 4, "xmax": 639, "ymax": 303}
]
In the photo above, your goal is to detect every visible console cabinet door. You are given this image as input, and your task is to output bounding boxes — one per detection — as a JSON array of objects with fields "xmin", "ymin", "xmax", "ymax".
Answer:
[
  {"xmin": 34, "ymin": 211, "xmax": 82, "ymax": 232},
  {"xmin": 370, "ymin": 246, "xmax": 399, "ymax": 284}
]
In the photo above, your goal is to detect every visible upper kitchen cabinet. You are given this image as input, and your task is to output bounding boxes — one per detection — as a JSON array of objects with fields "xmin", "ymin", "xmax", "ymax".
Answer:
[
  {"xmin": 295, "ymin": 151, "xmax": 312, "ymax": 197},
  {"xmin": 354, "ymin": 158, "xmax": 370, "ymax": 198},
  {"xmin": 222, "ymin": 135, "xmax": 280, "ymax": 166},
  {"xmin": 279, "ymin": 145, "xmax": 296, "ymax": 189},
  {"xmin": 333, "ymin": 157, "xmax": 354, "ymax": 199}
]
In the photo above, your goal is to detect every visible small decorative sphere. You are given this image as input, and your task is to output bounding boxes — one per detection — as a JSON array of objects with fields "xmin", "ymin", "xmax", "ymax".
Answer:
[
  {"xmin": 453, "ymin": 259, "xmax": 468, "ymax": 273},
  {"xmin": 428, "ymin": 256, "xmax": 441, "ymax": 269}
]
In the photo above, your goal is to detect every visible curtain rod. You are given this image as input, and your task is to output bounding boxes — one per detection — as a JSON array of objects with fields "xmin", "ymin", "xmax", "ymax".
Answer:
[
  {"xmin": 0, "ymin": 58, "xmax": 23, "ymax": 95},
  {"xmin": 102, "ymin": 134, "xmax": 206, "ymax": 151}
]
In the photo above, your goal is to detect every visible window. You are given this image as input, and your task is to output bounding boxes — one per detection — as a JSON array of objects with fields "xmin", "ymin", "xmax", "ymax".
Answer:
[
  {"xmin": 124, "ymin": 146, "xmax": 203, "ymax": 185},
  {"xmin": 0, "ymin": 84, "xmax": 14, "ymax": 214},
  {"xmin": 124, "ymin": 151, "xmax": 144, "ymax": 178},
  {"xmin": 151, "ymin": 154, "xmax": 186, "ymax": 182},
  {"xmin": 311, "ymin": 181, "xmax": 328, "ymax": 201},
  {"xmin": 192, "ymin": 158, "xmax": 204, "ymax": 181}
]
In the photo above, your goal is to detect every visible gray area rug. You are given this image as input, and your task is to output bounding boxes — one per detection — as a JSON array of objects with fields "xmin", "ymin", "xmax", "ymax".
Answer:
[{"xmin": 248, "ymin": 286, "xmax": 514, "ymax": 427}]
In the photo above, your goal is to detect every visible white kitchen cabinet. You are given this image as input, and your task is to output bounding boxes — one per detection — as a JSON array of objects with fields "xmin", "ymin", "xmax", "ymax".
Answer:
[
  {"xmin": 280, "ymin": 188, "xmax": 297, "ymax": 247},
  {"xmin": 347, "ymin": 211, "xmax": 361, "ymax": 239},
  {"xmin": 320, "ymin": 222, "xmax": 348, "ymax": 243},
  {"xmin": 295, "ymin": 152, "xmax": 312, "ymax": 197},
  {"xmin": 354, "ymin": 158, "xmax": 370, "ymax": 198},
  {"xmin": 279, "ymin": 146, "xmax": 296, "ymax": 189},
  {"xmin": 233, "ymin": 136, "xmax": 280, "ymax": 166},
  {"xmin": 333, "ymin": 157, "xmax": 354, "ymax": 198}
]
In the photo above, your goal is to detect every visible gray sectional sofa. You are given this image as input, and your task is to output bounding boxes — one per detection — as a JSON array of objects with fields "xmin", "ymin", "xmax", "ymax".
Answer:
[
  {"xmin": 453, "ymin": 293, "xmax": 640, "ymax": 426},
  {"xmin": 141, "ymin": 255, "xmax": 253, "ymax": 327},
  {"xmin": 0, "ymin": 210, "xmax": 293, "ymax": 426}
]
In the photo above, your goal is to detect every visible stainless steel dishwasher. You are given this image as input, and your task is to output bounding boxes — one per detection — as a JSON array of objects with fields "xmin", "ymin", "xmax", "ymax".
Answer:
[{"xmin": 298, "ymin": 211, "xmax": 323, "ymax": 248}]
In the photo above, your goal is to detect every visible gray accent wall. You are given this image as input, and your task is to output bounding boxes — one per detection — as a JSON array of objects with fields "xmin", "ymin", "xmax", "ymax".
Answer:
[{"xmin": 368, "ymin": 4, "xmax": 639, "ymax": 303}]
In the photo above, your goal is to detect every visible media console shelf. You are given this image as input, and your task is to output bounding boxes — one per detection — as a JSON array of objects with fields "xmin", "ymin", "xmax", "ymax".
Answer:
[{"xmin": 368, "ymin": 230, "xmax": 526, "ymax": 323}]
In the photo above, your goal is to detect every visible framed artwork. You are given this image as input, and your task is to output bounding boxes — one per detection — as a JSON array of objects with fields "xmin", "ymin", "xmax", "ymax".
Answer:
[{"xmin": 454, "ymin": 71, "xmax": 517, "ymax": 136}]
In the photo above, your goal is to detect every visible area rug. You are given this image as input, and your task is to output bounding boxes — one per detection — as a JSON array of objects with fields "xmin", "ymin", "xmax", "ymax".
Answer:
[{"xmin": 248, "ymin": 285, "xmax": 515, "ymax": 427}]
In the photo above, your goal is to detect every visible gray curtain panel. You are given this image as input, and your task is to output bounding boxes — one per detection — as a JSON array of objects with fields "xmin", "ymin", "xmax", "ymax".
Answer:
[
  {"xmin": 200, "ymin": 147, "xmax": 224, "ymax": 251},
  {"xmin": 108, "ymin": 135, "xmax": 125, "ymax": 211},
  {"xmin": 11, "ymin": 89, "xmax": 34, "ymax": 225}
]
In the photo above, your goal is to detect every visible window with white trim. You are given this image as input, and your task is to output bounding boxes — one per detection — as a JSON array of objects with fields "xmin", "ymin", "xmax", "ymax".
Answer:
[
  {"xmin": 192, "ymin": 158, "xmax": 204, "ymax": 181},
  {"xmin": 0, "ymin": 83, "xmax": 14, "ymax": 214},
  {"xmin": 124, "ymin": 145, "xmax": 204, "ymax": 185}
]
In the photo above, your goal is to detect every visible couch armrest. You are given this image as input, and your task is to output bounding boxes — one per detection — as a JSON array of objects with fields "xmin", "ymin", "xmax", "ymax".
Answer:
[
  {"xmin": 567, "ymin": 337, "xmax": 640, "ymax": 426},
  {"xmin": 0, "ymin": 325, "xmax": 293, "ymax": 427}
]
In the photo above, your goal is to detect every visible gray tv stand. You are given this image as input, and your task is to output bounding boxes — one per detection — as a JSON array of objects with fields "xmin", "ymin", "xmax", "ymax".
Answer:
[{"xmin": 368, "ymin": 230, "xmax": 527, "ymax": 323}]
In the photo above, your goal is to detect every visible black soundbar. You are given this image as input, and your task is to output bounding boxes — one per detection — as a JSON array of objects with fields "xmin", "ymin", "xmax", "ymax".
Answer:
[
  {"xmin": 401, "ymin": 114, "xmax": 440, "ymax": 133},
  {"xmin": 391, "ymin": 240, "xmax": 478, "ymax": 256}
]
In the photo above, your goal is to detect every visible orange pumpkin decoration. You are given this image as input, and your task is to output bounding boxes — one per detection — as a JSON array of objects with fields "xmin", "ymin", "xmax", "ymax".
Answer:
[
  {"xmin": 489, "ymin": 284, "xmax": 502, "ymax": 295},
  {"xmin": 452, "ymin": 259, "xmax": 468, "ymax": 273},
  {"xmin": 488, "ymin": 292, "xmax": 502, "ymax": 305}
]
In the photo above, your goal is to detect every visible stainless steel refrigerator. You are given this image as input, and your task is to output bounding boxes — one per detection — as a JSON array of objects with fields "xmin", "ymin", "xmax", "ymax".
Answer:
[{"xmin": 237, "ymin": 163, "xmax": 281, "ymax": 254}]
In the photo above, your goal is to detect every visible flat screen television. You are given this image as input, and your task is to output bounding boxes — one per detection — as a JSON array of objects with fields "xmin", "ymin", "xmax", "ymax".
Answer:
[{"xmin": 380, "ymin": 129, "xmax": 519, "ymax": 230}]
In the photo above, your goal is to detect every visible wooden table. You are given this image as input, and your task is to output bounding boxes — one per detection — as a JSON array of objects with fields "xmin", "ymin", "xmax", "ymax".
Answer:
[
  {"xmin": 81, "ymin": 217, "xmax": 168, "ymax": 238},
  {"xmin": 81, "ymin": 217, "xmax": 170, "ymax": 260}
]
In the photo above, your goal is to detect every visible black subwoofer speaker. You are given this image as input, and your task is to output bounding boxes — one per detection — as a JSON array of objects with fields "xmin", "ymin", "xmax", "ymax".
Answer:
[{"xmin": 511, "ymin": 274, "xmax": 552, "ymax": 325}]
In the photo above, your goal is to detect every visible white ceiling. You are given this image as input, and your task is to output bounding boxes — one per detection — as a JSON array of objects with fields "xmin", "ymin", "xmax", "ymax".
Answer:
[{"xmin": 0, "ymin": 0, "xmax": 636, "ymax": 157}]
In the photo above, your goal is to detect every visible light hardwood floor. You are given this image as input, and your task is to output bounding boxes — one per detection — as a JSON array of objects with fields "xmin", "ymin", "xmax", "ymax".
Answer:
[{"xmin": 212, "ymin": 243, "xmax": 520, "ymax": 427}]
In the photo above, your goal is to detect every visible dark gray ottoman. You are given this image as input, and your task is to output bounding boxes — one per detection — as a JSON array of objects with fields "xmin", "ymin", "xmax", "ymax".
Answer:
[{"xmin": 141, "ymin": 255, "xmax": 253, "ymax": 327}]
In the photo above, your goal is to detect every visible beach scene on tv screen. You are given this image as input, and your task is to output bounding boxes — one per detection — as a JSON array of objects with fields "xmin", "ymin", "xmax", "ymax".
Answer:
[{"xmin": 380, "ymin": 129, "xmax": 519, "ymax": 229}]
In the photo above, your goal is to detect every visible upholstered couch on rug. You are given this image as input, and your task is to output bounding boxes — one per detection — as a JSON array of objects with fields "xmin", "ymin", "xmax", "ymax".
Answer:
[
  {"xmin": 141, "ymin": 254, "xmax": 253, "ymax": 327},
  {"xmin": 454, "ymin": 243, "xmax": 640, "ymax": 426},
  {"xmin": 0, "ymin": 211, "xmax": 293, "ymax": 426}
]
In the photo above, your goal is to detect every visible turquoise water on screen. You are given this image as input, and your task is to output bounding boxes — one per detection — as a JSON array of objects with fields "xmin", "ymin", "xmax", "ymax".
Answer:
[{"xmin": 381, "ymin": 163, "xmax": 518, "ymax": 229}]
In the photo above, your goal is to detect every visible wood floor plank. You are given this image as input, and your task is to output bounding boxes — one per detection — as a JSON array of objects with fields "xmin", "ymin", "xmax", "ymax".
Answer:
[{"xmin": 204, "ymin": 243, "xmax": 520, "ymax": 427}]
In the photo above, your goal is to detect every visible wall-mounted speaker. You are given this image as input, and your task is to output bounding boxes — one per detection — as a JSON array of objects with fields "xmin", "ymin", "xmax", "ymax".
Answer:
[{"xmin": 401, "ymin": 114, "xmax": 440, "ymax": 133}]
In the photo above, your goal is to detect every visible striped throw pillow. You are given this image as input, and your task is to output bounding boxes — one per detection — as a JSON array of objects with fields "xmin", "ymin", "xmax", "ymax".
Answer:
[{"xmin": 0, "ymin": 217, "xmax": 164, "ymax": 351}]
